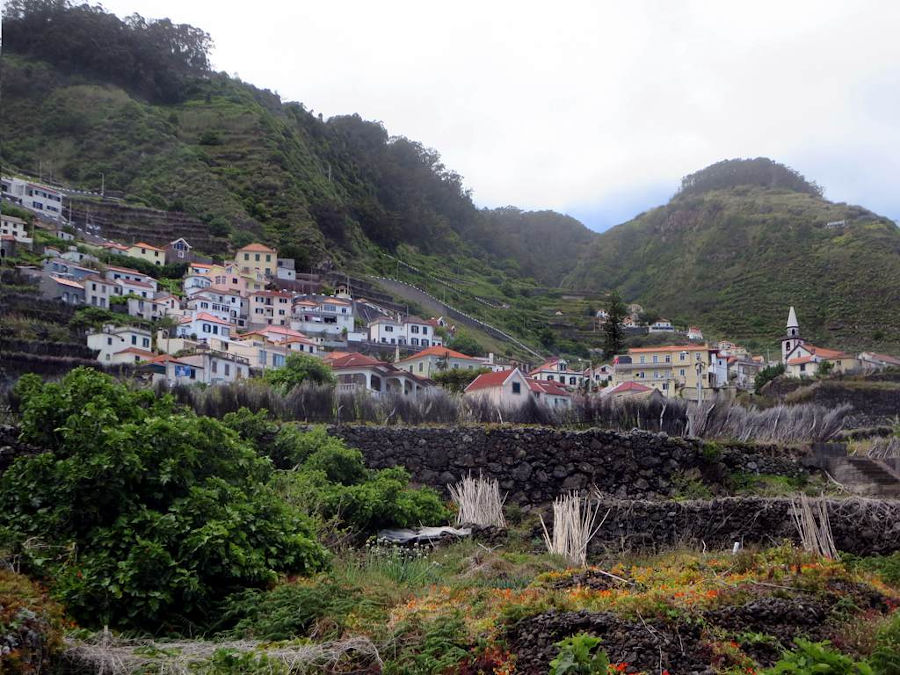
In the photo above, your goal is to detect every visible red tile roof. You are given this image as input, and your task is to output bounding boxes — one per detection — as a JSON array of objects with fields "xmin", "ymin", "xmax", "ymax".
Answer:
[
  {"xmin": 327, "ymin": 352, "xmax": 384, "ymax": 369},
  {"xmin": 105, "ymin": 264, "xmax": 143, "ymax": 274},
  {"xmin": 114, "ymin": 347, "xmax": 155, "ymax": 359},
  {"xmin": 191, "ymin": 312, "xmax": 232, "ymax": 326},
  {"xmin": 397, "ymin": 346, "xmax": 479, "ymax": 362},
  {"xmin": 806, "ymin": 345, "xmax": 850, "ymax": 359},
  {"xmin": 131, "ymin": 242, "xmax": 164, "ymax": 252},
  {"xmin": 237, "ymin": 243, "xmax": 276, "ymax": 253},
  {"xmin": 464, "ymin": 369, "xmax": 516, "ymax": 392},
  {"xmin": 606, "ymin": 381, "xmax": 653, "ymax": 395},
  {"xmin": 529, "ymin": 379, "xmax": 571, "ymax": 397}
]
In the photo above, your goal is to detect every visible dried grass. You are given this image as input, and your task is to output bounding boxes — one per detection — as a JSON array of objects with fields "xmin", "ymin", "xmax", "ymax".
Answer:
[
  {"xmin": 790, "ymin": 495, "xmax": 838, "ymax": 559},
  {"xmin": 540, "ymin": 490, "xmax": 609, "ymax": 567},
  {"xmin": 448, "ymin": 473, "xmax": 506, "ymax": 528},
  {"xmin": 63, "ymin": 629, "xmax": 382, "ymax": 674}
]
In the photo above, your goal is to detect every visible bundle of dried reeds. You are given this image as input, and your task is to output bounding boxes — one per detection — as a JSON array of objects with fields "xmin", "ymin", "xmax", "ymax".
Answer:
[
  {"xmin": 790, "ymin": 495, "xmax": 838, "ymax": 559},
  {"xmin": 448, "ymin": 473, "xmax": 507, "ymax": 528},
  {"xmin": 540, "ymin": 490, "xmax": 609, "ymax": 567}
]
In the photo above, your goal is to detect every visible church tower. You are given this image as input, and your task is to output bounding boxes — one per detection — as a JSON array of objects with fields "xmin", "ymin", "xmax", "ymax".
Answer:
[{"xmin": 781, "ymin": 306, "xmax": 803, "ymax": 363}]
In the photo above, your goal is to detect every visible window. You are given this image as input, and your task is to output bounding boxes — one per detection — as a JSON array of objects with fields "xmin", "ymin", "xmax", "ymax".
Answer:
[
  {"xmin": 410, "ymin": 325, "xmax": 419, "ymax": 334},
  {"xmin": 422, "ymin": 326, "xmax": 428, "ymax": 335},
  {"xmin": 131, "ymin": 336, "xmax": 137, "ymax": 345},
  {"xmin": 107, "ymin": 337, "xmax": 112, "ymax": 345},
  {"xmin": 244, "ymin": 254, "xmax": 249, "ymax": 261},
  {"xmin": 255, "ymin": 253, "xmax": 260, "ymax": 262},
  {"xmin": 652, "ymin": 355, "xmax": 658, "ymax": 363},
  {"xmin": 639, "ymin": 356, "xmax": 645, "ymax": 363},
  {"xmin": 547, "ymin": 375, "xmax": 554, "ymax": 381},
  {"xmin": 411, "ymin": 338, "xmax": 419, "ymax": 346},
  {"xmin": 422, "ymin": 340, "xmax": 429, "ymax": 347},
  {"xmin": 142, "ymin": 338, "xmax": 150, "ymax": 348},
  {"xmin": 418, "ymin": 362, "xmax": 423, "ymax": 372},
  {"xmin": 265, "ymin": 254, "xmax": 271, "ymax": 262},
  {"xmin": 569, "ymin": 377, "xmax": 577, "ymax": 385},
  {"xmin": 662, "ymin": 383, "xmax": 669, "ymax": 391},
  {"xmin": 212, "ymin": 360, "xmax": 218, "ymax": 374},
  {"xmin": 680, "ymin": 368, "xmax": 686, "ymax": 376},
  {"xmin": 512, "ymin": 382, "xmax": 521, "ymax": 394},
  {"xmin": 385, "ymin": 325, "xmax": 394, "ymax": 332},
  {"xmin": 665, "ymin": 355, "xmax": 671, "ymax": 363},
  {"xmin": 224, "ymin": 364, "xmax": 230, "ymax": 376}
]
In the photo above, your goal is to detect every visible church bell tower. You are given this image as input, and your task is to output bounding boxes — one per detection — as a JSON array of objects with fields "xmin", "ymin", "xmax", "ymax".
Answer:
[{"xmin": 781, "ymin": 306, "xmax": 803, "ymax": 363}]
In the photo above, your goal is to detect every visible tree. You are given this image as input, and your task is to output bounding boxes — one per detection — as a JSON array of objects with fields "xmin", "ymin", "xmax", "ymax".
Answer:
[
  {"xmin": 448, "ymin": 331, "xmax": 483, "ymax": 357},
  {"xmin": 754, "ymin": 363, "xmax": 785, "ymax": 392},
  {"xmin": 602, "ymin": 292, "xmax": 627, "ymax": 358},
  {"xmin": 0, "ymin": 369, "xmax": 327, "ymax": 630},
  {"xmin": 432, "ymin": 367, "xmax": 490, "ymax": 393},
  {"xmin": 264, "ymin": 352, "xmax": 336, "ymax": 393}
]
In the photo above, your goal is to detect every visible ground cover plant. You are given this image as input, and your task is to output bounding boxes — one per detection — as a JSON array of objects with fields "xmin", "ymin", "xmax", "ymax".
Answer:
[{"xmin": 38, "ymin": 540, "xmax": 900, "ymax": 673}]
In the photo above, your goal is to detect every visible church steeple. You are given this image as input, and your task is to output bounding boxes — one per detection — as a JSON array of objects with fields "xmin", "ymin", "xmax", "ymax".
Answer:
[
  {"xmin": 786, "ymin": 306, "xmax": 799, "ymax": 333},
  {"xmin": 782, "ymin": 306, "xmax": 804, "ymax": 363}
]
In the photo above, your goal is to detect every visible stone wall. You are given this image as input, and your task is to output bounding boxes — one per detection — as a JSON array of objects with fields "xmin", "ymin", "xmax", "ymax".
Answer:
[
  {"xmin": 331, "ymin": 426, "xmax": 807, "ymax": 505},
  {"xmin": 587, "ymin": 496, "xmax": 900, "ymax": 556}
]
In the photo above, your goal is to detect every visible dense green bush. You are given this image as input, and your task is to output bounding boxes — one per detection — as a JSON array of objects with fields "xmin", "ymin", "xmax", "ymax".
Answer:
[
  {"xmin": 263, "ymin": 352, "xmax": 336, "ymax": 393},
  {"xmin": 0, "ymin": 369, "xmax": 327, "ymax": 631},
  {"xmin": 766, "ymin": 638, "xmax": 873, "ymax": 674}
]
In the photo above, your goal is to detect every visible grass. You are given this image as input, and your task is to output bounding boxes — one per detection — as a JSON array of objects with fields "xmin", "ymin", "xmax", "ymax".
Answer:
[{"xmin": 54, "ymin": 535, "xmax": 900, "ymax": 673}]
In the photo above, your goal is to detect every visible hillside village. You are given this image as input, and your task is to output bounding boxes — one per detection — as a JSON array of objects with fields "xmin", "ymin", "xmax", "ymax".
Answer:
[{"xmin": 3, "ymin": 173, "xmax": 899, "ymax": 408}]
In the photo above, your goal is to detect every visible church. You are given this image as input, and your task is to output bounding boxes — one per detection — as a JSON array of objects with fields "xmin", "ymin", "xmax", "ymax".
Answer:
[{"xmin": 781, "ymin": 306, "xmax": 859, "ymax": 377}]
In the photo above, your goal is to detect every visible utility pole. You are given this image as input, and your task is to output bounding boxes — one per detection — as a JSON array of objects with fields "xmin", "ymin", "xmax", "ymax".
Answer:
[{"xmin": 100, "ymin": 172, "xmax": 105, "ymax": 197}]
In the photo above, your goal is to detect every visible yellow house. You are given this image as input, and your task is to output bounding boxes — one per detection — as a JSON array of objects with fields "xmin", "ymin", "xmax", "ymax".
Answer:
[
  {"xmin": 611, "ymin": 345, "xmax": 715, "ymax": 399},
  {"xmin": 128, "ymin": 241, "xmax": 165, "ymax": 266},
  {"xmin": 236, "ymin": 243, "xmax": 277, "ymax": 278}
]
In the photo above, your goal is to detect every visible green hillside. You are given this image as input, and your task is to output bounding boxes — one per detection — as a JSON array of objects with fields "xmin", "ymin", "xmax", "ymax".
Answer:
[
  {"xmin": 565, "ymin": 164, "xmax": 900, "ymax": 352},
  {"xmin": 3, "ymin": 4, "xmax": 899, "ymax": 356}
]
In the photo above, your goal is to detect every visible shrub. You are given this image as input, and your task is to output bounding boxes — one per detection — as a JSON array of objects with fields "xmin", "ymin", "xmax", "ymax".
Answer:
[
  {"xmin": 549, "ymin": 633, "xmax": 610, "ymax": 674},
  {"xmin": 767, "ymin": 638, "xmax": 873, "ymax": 674},
  {"xmin": 0, "ymin": 368, "xmax": 328, "ymax": 631},
  {"xmin": 264, "ymin": 353, "xmax": 335, "ymax": 393},
  {"xmin": 276, "ymin": 464, "xmax": 450, "ymax": 533},
  {"xmin": 870, "ymin": 611, "xmax": 900, "ymax": 674},
  {"xmin": 384, "ymin": 612, "xmax": 470, "ymax": 674},
  {"xmin": 0, "ymin": 570, "xmax": 66, "ymax": 675}
]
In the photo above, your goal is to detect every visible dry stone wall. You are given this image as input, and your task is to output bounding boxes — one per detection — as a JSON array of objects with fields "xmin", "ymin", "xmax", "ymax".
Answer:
[{"xmin": 330, "ymin": 425, "xmax": 807, "ymax": 506}]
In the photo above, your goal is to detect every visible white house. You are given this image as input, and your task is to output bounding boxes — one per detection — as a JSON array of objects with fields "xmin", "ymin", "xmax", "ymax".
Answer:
[
  {"xmin": 290, "ymin": 295, "xmax": 355, "ymax": 336},
  {"xmin": 83, "ymin": 275, "xmax": 118, "ymax": 309},
  {"xmin": 325, "ymin": 352, "xmax": 432, "ymax": 399},
  {"xmin": 144, "ymin": 354, "xmax": 204, "ymax": 385},
  {"xmin": 177, "ymin": 350, "xmax": 251, "ymax": 385},
  {"xmin": 649, "ymin": 318, "xmax": 675, "ymax": 333},
  {"xmin": 464, "ymin": 368, "xmax": 572, "ymax": 410},
  {"xmin": 529, "ymin": 358, "xmax": 586, "ymax": 388},
  {"xmin": 687, "ymin": 326, "xmax": 704, "ymax": 341},
  {"xmin": 368, "ymin": 315, "xmax": 443, "ymax": 347},
  {"xmin": 858, "ymin": 352, "xmax": 900, "ymax": 372},
  {"xmin": 183, "ymin": 274, "xmax": 212, "ymax": 296},
  {"xmin": 177, "ymin": 312, "xmax": 234, "ymax": 342},
  {"xmin": 186, "ymin": 293, "xmax": 234, "ymax": 324},
  {"xmin": 104, "ymin": 265, "xmax": 157, "ymax": 289},
  {"xmin": 1, "ymin": 177, "xmax": 65, "ymax": 220},
  {"xmin": 127, "ymin": 293, "xmax": 179, "ymax": 322},
  {"xmin": 276, "ymin": 258, "xmax": 296, "ymax": 280},
  {"xmin": 0, "ymin": 214, "xmax": 32, "ymax": 247},
  {"xmin": 87, "ymin": 324, "xmax": 153, "ymax": 364}
]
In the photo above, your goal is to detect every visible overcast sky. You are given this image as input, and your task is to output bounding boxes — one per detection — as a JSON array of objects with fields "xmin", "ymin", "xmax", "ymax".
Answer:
[{"xmin": 98, "ymin": 0, "xmax": 900, "ymax": 231}]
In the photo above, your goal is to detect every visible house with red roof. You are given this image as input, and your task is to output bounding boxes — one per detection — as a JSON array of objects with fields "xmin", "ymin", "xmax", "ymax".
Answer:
[
  {"xmin": 529, "ymin": 357, "xmax": 586, "ymax": 388},
  {"xmin": 396, "ymin": 345, "xmax": 489, "ymax": 378},
  {"xmin": 127, "ymin": 241, "xmax": 165, "ymax": 266},
  {"xmin": 235, "ymin": 242, "xmax": 277, "ymax": 278},
  {"xmin": 464, "ymin": 368, "xmax": 572, "ymax": 410},
  {"xmin": 325, "ymin": 352, "xmax": 433, "ymax": 399},
  {"xmin": 858, "ymin": 352, "xmax": 900, "ymax": 372},
  {"xmin": 177, "ymin": 312, "xmax": 234, "ymax": 342},
  {"xmin": 781, "ymin": 307, "xmax": 859, "ymax": 377},
  {"xmin": 601, "ymin": 381, "xmax": 660, "ymax": 401}
]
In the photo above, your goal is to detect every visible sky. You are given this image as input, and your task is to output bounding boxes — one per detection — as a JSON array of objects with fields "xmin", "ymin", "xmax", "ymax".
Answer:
[{"xmin": 98, "ymin": 0, "xmax": 900, "ymax": 231}]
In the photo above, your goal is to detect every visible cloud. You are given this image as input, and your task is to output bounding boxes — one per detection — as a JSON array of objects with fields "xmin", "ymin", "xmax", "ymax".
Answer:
[{"xmin": 99, "ymin": 0, "xmax": 900, "ymax": 230}]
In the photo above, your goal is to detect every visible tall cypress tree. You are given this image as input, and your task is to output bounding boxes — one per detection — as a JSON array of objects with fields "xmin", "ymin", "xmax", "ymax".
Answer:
[{"xmin": 602, "ymin": 291, "xmax": 627, "ymax": 358}]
